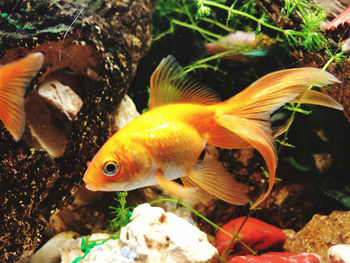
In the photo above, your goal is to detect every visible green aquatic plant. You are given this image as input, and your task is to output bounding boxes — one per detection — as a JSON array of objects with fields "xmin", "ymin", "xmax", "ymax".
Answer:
[
  {"xmin": 321, "ymin": 177, "xmax": 350, "ymax": 209},
  {"xmin": 281, "ymin": 0, "xmax": 329, "ymax": 50},
  {"xmin": 154, "ymin": 0, "xmax": 334, "ymax": 53},
  {"xmin": 108, "ymin": 191, "xmax": 134, "ymax": 233},
  {"xmin": 72, "ymin": 191, "xmax": 133, "ymax": 263}
]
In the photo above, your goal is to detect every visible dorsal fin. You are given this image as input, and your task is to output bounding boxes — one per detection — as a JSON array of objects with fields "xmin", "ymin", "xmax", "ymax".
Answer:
[{"xmin": 149, "ymin": 55, "xmax": 221, "ymax": 109}]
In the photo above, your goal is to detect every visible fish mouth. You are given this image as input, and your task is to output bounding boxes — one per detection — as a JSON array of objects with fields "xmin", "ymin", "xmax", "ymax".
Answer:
[
  {"xmin": 85, "ymin": 183, "xmax": 99, "ymax": 191},
  {"xmin": 83, "ymin": 176, "xmax": 120, "ymax": 192},
  {"xmin": 83, "ymin": 174, "xmax": 100, "ymax": 192}
]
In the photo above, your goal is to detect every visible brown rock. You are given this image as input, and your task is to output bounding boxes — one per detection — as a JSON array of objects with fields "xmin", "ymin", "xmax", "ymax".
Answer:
[{"xmin": 284, "ymin": 210, "xmax": 350, "ymax": 262}]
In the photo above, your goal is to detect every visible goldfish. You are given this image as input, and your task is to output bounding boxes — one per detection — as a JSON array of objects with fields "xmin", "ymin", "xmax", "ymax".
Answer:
[
  {"xmin": 0, "ymin": 52, "xmax": 44, "ymax": 141},
  {"xmin": 84, "ymin": 55, "xmax": 343, "ymax": 209}
]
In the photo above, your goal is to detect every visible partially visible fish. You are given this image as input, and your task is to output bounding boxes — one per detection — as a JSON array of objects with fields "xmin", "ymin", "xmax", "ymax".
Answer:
[
  {"xmin": 205, "ymin": 31, "xmax": 272, "ymax": 61},
  {"xmin": 84, "ymin": 55, "xmax": 343, "ymax": 209},
  {"xmin": 326, "ymin": 6, "xmax": 350, "ymax": 30},
  {"xmin": 0, "ymin": 52, "xmax": 44, "ymax": 141},
  {"xmin": 313, "ymin": 0, "xmax": 350, "ymax": 18}
]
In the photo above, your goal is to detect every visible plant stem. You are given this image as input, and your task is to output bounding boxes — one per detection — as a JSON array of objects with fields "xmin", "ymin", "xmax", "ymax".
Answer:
[
  {"xmin": 200, "ymin": 17, "xmax": 234, "ymax": 32},
  {"xmin": 220, "ymin": 214, "xmax": 251, "ymax": 261},
  {"xmin": 183, "ymin": 49, "xmax": 246, "ymax": 72},
  {"xmin": 171, "ymin": 18, "xmax": 221, "ymax": 39}
]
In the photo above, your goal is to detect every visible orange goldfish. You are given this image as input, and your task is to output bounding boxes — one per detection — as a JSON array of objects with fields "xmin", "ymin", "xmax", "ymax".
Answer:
[
  {"xmin": 0, "ymin": 52, "xmax": 44, "ymax": 141},
  {"xmin": 84, "ymin": 56, "xmax": 343, "ymax": 209}
]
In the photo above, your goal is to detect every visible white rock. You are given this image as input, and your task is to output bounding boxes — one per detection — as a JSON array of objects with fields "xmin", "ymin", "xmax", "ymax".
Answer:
[
  {"xmin": 59, "ymin": 233, "xmax": 111, "ymax": 263},
  {"xmin": 59, "ymin": 204, "xmax": 218, "ymax": 263},
  {"xmin": 328, "ymin": 244, "xmax": 350, "ymax": 263},
  {"xmin": 111, "ymin": 95, "xmax": 140, "ymax": 133},
  {"xmin": 341, "ymin": 38, "xmax": 350, "ymax": 52},
  {"xmin": 119, "ymin": 203, "xmax": 218, "ymax": 263},
  {"xmin": 38, "ymin": 80, "xmax": 83, "ymax": 121}
]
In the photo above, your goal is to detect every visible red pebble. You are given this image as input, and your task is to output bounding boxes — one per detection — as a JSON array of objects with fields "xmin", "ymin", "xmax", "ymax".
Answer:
[
  {"xmin": 216, "ymin": 217, "xmax": 285, "ymax": 255},
  {"xmin": 228, "ymin": 252, "xmax": 321, "ymax": 263}
]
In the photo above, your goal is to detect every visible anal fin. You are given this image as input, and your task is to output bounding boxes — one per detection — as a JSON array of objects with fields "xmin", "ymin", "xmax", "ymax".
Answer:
[
  {"xmin": 181, "ymin": 176, "xmax": 214, "ymax": 203},
  {"xmin": 188, "ymin": 158, "xmax": 250, "ymax": 205},
  {"xmin": 155, "ymin": 169, "xmax": 203, "ymax": 206}
]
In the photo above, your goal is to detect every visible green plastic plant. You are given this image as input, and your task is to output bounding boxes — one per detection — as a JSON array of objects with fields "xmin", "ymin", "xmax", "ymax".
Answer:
[{"xmin": 72, "ymin": 236, "xmax": 116, "ymax": 263}]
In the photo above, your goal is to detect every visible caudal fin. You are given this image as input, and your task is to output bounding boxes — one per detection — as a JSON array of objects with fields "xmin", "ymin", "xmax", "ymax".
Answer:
[
  {"xmin": 210, "ymin": 68, "xmax": 343, "ymax": 209},
  {"xmin": 0, "ymin": 52, "xmax": 44, "ymax": 141}
]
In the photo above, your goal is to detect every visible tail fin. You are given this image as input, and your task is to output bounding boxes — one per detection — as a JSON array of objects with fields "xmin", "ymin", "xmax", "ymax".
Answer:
[
  {"xmin": 210, "ymin": 68, "xmax": 343, "ymax": 209},
  {"xmin": 0, "ymin": 52, "xmax": 44, "ymax": 141}
]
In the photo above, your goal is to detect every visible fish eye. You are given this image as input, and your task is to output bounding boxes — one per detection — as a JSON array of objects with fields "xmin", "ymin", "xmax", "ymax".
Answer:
[{"xmin": 103, "ymin": 160, "xmax": 120, "ymax": 176}]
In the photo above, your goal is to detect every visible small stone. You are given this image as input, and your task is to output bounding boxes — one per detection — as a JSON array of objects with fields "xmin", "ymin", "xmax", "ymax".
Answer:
[
  {"xmin": 216, "ymin": 217, "xmax": 286, "ymax": 255},
  {"xmin": 328, "ymin": 244, "xmax": 350, "ymax": 263},
  {"xmin": 38, "ymin": 80, "xmax": 83, "ymax": 121},
  {"xmin": 129, "ymin": 252, "xmax": 138, "ymax": 260},
  {"xmin": 111, "ymin": 95, "xmax": 140, "ymax": 133},
  {"xmin": 227, "ymin": 252, "xmax": 321, "ymax": 263},
  {"xmin": 121, "ymin": 246, "xmax": 132, "ymax": 259},
  {"xmin": 30, "ymin": 231, "xmax": 78, "ymax": 263},
  {"xmin": 341, "ymin": 38, "xmax": 350, "ymax": 52}
]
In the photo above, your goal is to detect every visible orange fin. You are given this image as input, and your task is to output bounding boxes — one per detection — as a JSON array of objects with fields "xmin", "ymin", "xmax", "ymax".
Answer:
[
  {"xmin": 0, "ymin": 52, "xmax": 44, "ymax": 141},
  {"xmin": 213, "ymin": 67, "xmax": 342, "ymax": 209},
  {"xmin": 216, "ymin": 115, "xmax": 275, "ymax": 209},
  {"xmin": 181, "ymin": 175, "xmax": 215, "ymax": 203},
  {"xmin": 188, "ymin": 158, "xmax": 250, "ymax": 205},
  {"xmin": 149, "ymin": 55, "xmax": 221, "ymax": 109},
  {"xmin": 207, "ymin": 124, "xmax": 251, "ymax": 149},
  {"xmin": 272, "ymin": 115, "xmax": 294, "ymax": 138},
  {"xmin": 225, "ymin": 67, "xmax": 342, "ymax": 118},
  {"xmin": 155, "ymin": 169, "xmax": 202, "ymax": 206},
  {"xmin": 291, "ymin": 88, "xmax": 343, "ymax": 110}
]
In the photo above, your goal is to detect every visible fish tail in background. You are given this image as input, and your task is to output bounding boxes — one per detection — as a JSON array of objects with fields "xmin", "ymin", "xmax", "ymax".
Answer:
[
  {"xmin": 0, "ymin": 52, "xmax": 44, "ymax": 141},
  {"xmin": 209, "ymin": 68, "xmax": 343, "ymax": 209}
]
